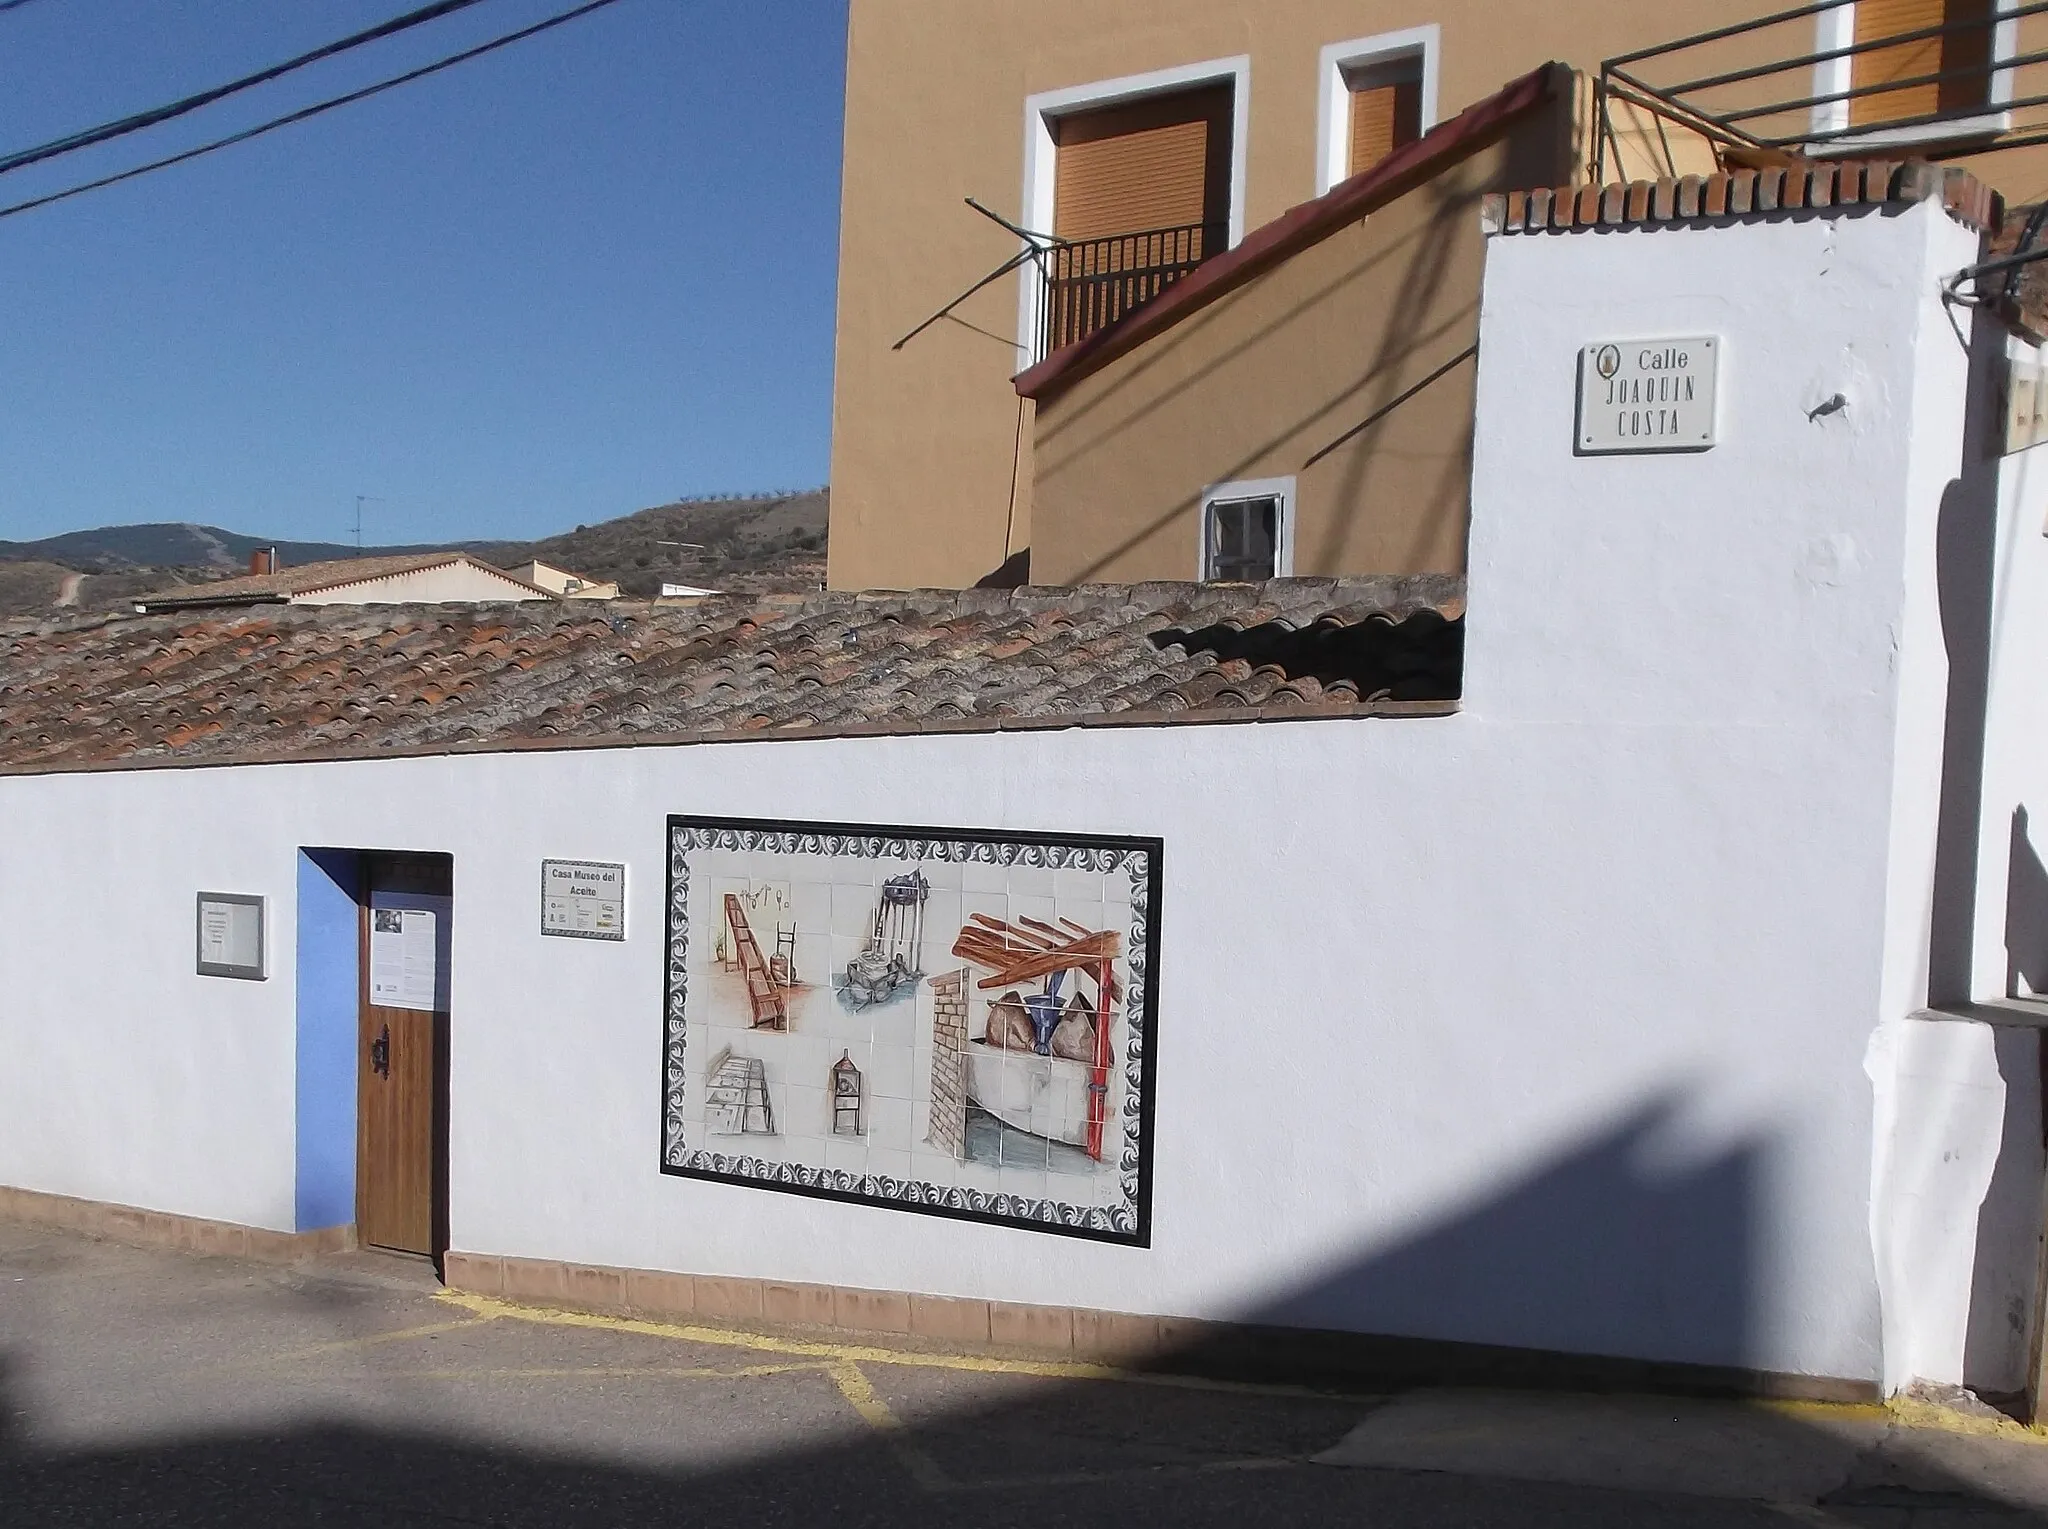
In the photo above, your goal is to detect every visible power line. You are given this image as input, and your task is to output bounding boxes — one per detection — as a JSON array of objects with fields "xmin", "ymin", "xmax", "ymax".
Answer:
[
  {"xmin": 0, "ymin": 0, "xmax": 628, "ymax": 224},
  {"xmin": 0, "ymin": 0, "xmax": 495, "ymax": 178}
]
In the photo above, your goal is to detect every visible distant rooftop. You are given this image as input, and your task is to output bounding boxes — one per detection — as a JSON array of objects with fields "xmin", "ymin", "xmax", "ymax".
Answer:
[
  {"xmin": 134, "ymin": 552, "xmax": 551, "ymax": 612},
  {"xmin": 0, "ymin": 577, "xmax": 1463, "ymax": 774}
]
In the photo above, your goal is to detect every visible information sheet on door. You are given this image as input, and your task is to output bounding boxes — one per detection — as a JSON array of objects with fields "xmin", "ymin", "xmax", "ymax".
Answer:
[{"xmin": 371, "ymin": 908, "xmax": 438, "ymax": 1010}]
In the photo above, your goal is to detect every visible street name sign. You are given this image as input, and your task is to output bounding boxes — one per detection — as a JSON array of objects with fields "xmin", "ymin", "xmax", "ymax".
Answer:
[{"xmin": 1577, "ymin": 336, "xmax": 1718, "ymax": 454}]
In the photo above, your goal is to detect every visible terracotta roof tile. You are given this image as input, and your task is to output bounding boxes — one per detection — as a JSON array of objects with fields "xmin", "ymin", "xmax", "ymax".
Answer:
[{"xmin": 2, "ymin": 579, "xmax": 1461, "ymax": 773}]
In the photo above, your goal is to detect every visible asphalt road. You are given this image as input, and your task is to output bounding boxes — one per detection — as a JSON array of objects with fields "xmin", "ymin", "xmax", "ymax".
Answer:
[{"xmin": 1, "ymin": 1217, "xmax": 2044, "ymax": 1527}]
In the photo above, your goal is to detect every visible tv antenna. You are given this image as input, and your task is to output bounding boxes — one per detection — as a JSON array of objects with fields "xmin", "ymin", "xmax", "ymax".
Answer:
[
  {"xmin": 353, "ymin": 494, "xmax": 384, "ymax": 550},
  {"xmin": 893, "ymin": 198, "xmax": 1058, "ymax": 353}
]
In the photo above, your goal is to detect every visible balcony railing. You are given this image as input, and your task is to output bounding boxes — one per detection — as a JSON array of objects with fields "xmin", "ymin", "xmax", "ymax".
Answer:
[
  {"xmin": 1035, "ymin": 220, "xmax": 1225, "ymax": 363},
  {"xmin": 1594, "ymin": 0, "xmax": 2048, "ymax": 183}
]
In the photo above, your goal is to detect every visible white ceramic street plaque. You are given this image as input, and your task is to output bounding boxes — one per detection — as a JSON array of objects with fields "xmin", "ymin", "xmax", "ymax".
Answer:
[
  {"xmin": 1577, "ymin": 336, "xmax": 1718, "ymax": 454},
  {"xmin": 541, "ymin": 859, "xmax": 626, "ymax": 941},
  {"xmin": 195, "ymin": 892, "xmax": 265, "ymax": 980}
]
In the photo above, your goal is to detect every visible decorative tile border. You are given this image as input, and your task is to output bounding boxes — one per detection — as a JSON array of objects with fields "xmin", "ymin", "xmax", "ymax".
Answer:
[{"xmin": 660, "ymin": 816, "xmax": 1163, "ymax": 1245}]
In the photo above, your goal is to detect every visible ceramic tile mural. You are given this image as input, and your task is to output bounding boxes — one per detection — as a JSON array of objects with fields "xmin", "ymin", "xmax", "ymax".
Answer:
[{"xmin": 661, "ymin": 816, "xmax": 1161, "ymax": 1243}]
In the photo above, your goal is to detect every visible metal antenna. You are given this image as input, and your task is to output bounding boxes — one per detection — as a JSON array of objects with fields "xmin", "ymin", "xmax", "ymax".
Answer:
[
  {"xmin": 353, "ymin": 494, "xmax": 384, "ymax": 550},
  {"xmin": 892, "ymin": 197, "xmax": 1062, "ymax": 353},
  {"xmin": 964, "ymin": 196, "xmax": 1053, "ymax": 248}
]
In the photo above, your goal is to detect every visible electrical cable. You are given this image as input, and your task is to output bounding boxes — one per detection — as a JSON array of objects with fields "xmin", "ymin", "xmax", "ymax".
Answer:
[
  {"xmin": 0, "ymin": 0, "xmax": 627, "ymax": 223},
  {"xmin": 0, "ymin": 0, "xmax": 496, "ymax": 177}
]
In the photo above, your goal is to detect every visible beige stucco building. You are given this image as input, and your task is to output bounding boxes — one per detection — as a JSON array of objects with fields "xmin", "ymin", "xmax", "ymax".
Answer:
[{"xmin": 827, "ymin": 0, "xmax": 2048, "ymax": 592}]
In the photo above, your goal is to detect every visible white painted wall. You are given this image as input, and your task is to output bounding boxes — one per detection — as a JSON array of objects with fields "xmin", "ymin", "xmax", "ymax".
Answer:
[{"xmin": 0, "ymin": 191, "xmax": 2019, "ymax": 1390}]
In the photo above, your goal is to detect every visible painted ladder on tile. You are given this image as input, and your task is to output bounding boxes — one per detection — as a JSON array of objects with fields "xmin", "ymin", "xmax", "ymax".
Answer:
[{"xmin": 723, "ymin": 893, "xmax": 787, "ymax": 1030}]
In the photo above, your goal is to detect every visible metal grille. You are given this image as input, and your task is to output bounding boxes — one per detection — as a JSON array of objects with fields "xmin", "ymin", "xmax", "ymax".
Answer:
[
  {"xmin": 1593, "ymin": 0, "xmax": 2045, "ymax": 182},
  {"xmin": 1036, "ymin": 219, "xmax": 1223, "ymax": 362}
]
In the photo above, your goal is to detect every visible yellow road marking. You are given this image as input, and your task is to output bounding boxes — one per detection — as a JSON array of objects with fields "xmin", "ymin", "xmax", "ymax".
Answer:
[
  {"xmin": 1884, "ymin": 1395, "xmax": 2048, "ymax": 1443},
  {"xmin": 825, "ymin": 1361, "xmax": 952, "ymax": 1491},
  {"xmin": 371, "ymin": 1362, "xmax": 832, "ymax": 1382},
  {"xmin": 227, "ymin": 1315, "xmax": 499, "ymax": 1370},
  {"xmin": 432, "ymin": 1291, "xmax": 1373, "ymax": 1401}
]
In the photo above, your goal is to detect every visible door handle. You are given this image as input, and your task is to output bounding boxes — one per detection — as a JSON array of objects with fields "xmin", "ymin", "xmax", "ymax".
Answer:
[{"xmin": 370, "ymin": 1024, "xmax": 390, "ymax": 1078}]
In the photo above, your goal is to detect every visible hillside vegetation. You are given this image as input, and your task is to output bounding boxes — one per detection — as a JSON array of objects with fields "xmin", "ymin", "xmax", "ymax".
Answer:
[
  {"xmin": 479, "ymin": 490, "xmax": 827, "ymax": 598},
  {"xmin": 0, "ymin": 491, "xmax": 829, "ymax": 618}
]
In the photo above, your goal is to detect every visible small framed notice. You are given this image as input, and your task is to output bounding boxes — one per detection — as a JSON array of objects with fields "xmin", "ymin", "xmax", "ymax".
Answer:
[
  {"xmin": 1577, "ymin": 336, "xmax": 1719, "ymax": 454},
  {"xmin": 541, "ymin": 859, "xmax": 626, "ymax": 941},
  {"xmin": 196, "ymin": 892, "xmax": 265, "ymax": 980}
]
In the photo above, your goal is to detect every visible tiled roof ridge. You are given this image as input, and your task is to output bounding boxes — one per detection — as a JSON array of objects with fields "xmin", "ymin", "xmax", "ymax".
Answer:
[
  {"xmin": 0, "ymin": 575, "xmax": 1466, "ymax": 773},
  {"xmin": 1014, "ymin": 61, "xmax": 1566, "ymax": 405},
  {"xmin": 1481, "ymin": 159, "xmax": 1999, "ymax": 237}
]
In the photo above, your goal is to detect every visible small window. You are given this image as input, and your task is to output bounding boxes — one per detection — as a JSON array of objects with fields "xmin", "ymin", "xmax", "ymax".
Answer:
[
  {"xmin": 1200, "ymin": 478, "xmax": 1294, "ymax": 582},
  {"xmin": 1317, "ymin": 27, "xmax": 1439, "ymax": 193},
  {"xmin": 1346, "ymin": 56, "xmax": 1424, "ymax": 176}
]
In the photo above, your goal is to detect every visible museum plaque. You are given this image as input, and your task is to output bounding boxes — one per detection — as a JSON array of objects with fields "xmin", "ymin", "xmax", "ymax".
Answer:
[
  {"xmin": 542, "ymin": 859, "xmax": 626, "ymax": 941},
  {"xmin": 1577, "ymin": 336, "xmax": 1719, "ymax": 454}
]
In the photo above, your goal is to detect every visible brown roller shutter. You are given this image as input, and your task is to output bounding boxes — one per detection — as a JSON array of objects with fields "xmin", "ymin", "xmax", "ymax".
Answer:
[
  {"xmin": 1348, "ymin": 61, "xmax": 1423, "ymax": 177},
  {"xmin": 1851, "ymin": 0, "xmax": 1992, "ymax": 125},
  {"xmin": 1052, "ymin": 84, "xmax": 1233, "ymax": 242}
]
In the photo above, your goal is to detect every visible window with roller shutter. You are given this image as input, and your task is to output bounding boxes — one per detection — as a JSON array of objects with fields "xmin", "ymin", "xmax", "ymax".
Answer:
[
  {"xmin": 1347, "ymin": 56, "xmax": 1424, "ymax": 176},
  {"xmin": 1040, "ymin": 84, "xmax": 1234, "ymax": 353},
  {"xmin": 1850, "ymin": 0, "xmax": 1994, "ymax": 125}
]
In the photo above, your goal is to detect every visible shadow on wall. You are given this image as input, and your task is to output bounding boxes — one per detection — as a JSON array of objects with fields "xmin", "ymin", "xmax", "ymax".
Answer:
[
  {"xmin": 2009, "ymin": 807, "xmax": 2048, "ymax": 996},
  {"xmin": 1919, "ymin": 303, "xmax": 2048, "ymax": 1407},
  {"xmin": 1227, "ymin": 1097, "xmax": 1758, "ymax": 1387},
  {"xmin": 1929, "ymin": 300, "xmax": 2007, "ymax": 1006},
  {"xmin": 1038, "ymin": 174, "xmax": 1481, "ymax": 586},
  {"xmin": 4, "ymin": 1098, "xmax": 2047, "ymax": 1524}
]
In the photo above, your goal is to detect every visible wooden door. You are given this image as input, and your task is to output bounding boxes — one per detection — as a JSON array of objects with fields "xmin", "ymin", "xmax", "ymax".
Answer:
[{"xmin": 357, "ymin": 853, "xmax": 451, "ymax": 1257}]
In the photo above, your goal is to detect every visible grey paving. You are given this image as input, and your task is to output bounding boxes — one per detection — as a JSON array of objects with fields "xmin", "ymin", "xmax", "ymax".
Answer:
[{"xmin": 2, "ymin": 1217, "xmax": 2047, "ymax": 1526}]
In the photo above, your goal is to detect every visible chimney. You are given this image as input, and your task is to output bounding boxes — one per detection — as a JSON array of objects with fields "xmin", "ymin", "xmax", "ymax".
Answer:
[{"xmin": 248, "ymin": 547, "xmax": 279, "ymax": 576}]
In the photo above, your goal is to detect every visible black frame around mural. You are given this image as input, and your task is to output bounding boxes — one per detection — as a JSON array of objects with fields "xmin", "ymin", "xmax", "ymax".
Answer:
[{"xmin": 659, "ymin": 813, "xmax": 1163, "ymax": 1246}]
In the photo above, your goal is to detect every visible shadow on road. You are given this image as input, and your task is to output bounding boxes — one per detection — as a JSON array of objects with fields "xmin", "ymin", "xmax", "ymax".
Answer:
[{"xmin": 2, "ymin": 1096, "xmax": 2045, "ymax": 1524}]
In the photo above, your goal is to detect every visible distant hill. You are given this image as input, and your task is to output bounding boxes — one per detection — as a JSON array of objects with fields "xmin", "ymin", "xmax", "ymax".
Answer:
[
  {"xmin": 482, "ymin": 490, "xmax": 826, "ymax": 598},
  {"xmin": 0, "ymin": 560, "xmax": 77, "ymax": 613},
  {"xmin": 0, "ymin": 522, "xmax": 456, "ymax": 573},
  {"xmin": 0, "ymin": 491, "xmax": 828, "ymax": 618}
]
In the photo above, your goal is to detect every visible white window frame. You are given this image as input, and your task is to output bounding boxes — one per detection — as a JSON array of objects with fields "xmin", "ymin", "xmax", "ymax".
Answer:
[
  {"xmin": 1809, "ymin": 0, "xmax": 2016, "ymax": 147},
  {"xmin": 1018, "ymin": 55, "xmax": 1252, "ymax": 358},
  {"xmin": 1315, "ymin": 25, "xmax": 1441, "ymax": 195},
  {"xmin": 1198, "ymin": 476, "xmax": 1296, "ymax": 581}
]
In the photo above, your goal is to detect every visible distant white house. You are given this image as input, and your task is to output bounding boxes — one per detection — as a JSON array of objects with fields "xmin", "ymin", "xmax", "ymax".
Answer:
[
  {"xmin": 135, "ymin": 552, "xmax": 557, "ymax": 612},
  {"xmin": 511, "ymin": 560, "xmax": 620, "ymax": 600},
  {"xmin": 658, "ymin": 581, "xmax": 721, "ymax": 598}
]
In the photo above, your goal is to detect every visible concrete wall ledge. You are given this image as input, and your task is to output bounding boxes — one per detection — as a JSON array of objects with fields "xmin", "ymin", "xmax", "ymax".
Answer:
[
  {"xmin": 445, "ymin": 1251, "xmax": 1881, "ymax": 1406},
  {"xmin": 0, "ymin": 1184, "xmax": 353, "ymax": 1264}
]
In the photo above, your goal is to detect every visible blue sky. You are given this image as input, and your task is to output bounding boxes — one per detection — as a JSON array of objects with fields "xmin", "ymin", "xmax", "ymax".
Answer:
[{"xmin": 0, "ymin": 0, "xmax": 847, "ymax": 545}]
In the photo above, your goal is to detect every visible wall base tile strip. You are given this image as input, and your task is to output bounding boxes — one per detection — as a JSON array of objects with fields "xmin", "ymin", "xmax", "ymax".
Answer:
[
  {"xmin": 444, "ymin": 1251, "xmax": 1881, "ymax": 1406},
  {"xmin": 0, "ymin": 1184, "xmax": 354, "ymax": 1265}
]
